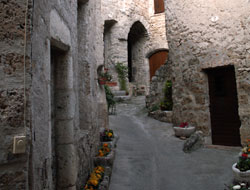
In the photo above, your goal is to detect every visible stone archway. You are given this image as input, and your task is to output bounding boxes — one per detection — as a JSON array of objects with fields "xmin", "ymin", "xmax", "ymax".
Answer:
[{"xmin": 127, "ymin": 21, "xmax": 149, "ymax": 88}]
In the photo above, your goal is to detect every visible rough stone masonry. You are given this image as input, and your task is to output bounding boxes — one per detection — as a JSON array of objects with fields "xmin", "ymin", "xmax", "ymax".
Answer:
[
  {"xmin": 0, "ymin": 0, "xmax": 169, "ymax": 189},
  {"xmin": 164, "ymin": 0, "xmax": 250, "ymax": 144},
  {"xmin": 0, "ymin": 0, "xmax": 107, "ymax": 189},
  {"xmin": 101, "ymin": 0, "xmax": 168, "ymax": 93}
]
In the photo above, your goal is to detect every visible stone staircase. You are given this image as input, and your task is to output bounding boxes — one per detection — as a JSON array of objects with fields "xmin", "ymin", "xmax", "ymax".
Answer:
[{"xmin": 112, "ymin": 90, "xmax": 131, "ymax": 101}]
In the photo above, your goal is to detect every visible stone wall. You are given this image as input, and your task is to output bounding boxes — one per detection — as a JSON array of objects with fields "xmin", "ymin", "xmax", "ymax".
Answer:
[
  {"xmin": 164, "ymin": 0, "xmax": 250, "ymax": 144},
  {"xmin": 1, "ymin": 0, "xmax": 107, "ymax": 189},
  {"xmin": 101, "ymin": 0, "xmax": 168, "ymax": 93},
  {"xmin": 0, "ymin": 0, "xmax": 32, "ymax": 189},
  {"xmin": 146, "ymin": 60, "xmax": 172, "ymax": 110}
]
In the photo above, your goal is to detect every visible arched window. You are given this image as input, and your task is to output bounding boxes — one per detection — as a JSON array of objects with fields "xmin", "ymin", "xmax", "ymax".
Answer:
[{"xmin": 154, "ymin": 0, "xmax": 165, "ymax": 14}]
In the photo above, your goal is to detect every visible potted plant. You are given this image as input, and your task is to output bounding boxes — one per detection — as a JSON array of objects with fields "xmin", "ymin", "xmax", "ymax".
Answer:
[
  {"xmin": 173, "ymin": 122, "xmax": 196, "ymax": 138},
  {"xmin": 100, "ymin": 129, "xmax": 114, "ymax": 142},
  {"xmin": 94, "ymin": 143, "xmax": 115, "ymax": 167},
  {"xmin": 225, "ymin": 182, "xmax": 250, "ymax": 190},
  {"xmin": 98, "ymin": 70, "xmax": 112, "ymax": 85},
  {"xmin": 97, "ymin": 143, "xmax": 111, "ymax": 157},
  {"xmin": 232, "ymin": 142, "xmax": 250, "ymax": 183},
  {"xmin": 105, "ymin": 81, "xmax": 117, "ymax": 87},
  {"xmin": 84, "ymin": 166, "xmax": 105, "ymax": 190}
]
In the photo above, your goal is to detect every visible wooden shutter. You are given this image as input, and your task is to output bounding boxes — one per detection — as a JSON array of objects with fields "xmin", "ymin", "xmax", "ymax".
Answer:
[{"xmin": 154, "ymin": 0, "xmax": 165, "ymax": 14}]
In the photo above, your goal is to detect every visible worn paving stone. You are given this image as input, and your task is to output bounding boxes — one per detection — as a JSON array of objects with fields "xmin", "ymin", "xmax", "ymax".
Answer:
[{"xmin": 109, "ymin": 96, "xmax": 240, "ymax": 190}]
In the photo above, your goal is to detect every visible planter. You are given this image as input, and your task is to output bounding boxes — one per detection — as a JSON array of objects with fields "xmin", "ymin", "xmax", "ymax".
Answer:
[
  {"xmin": 239, "ymin": 152, "xmax": 250, "ymax": 158},
  {"xmin": 94, "ymin": 149, "xmax": 115, "ymax": 167},
  {"xmin": 101, "ymin": 134, "xmax": 119, "ymax": 148},
  {"xmin": 232, "ymin": 163, "xmax": 250, "ymax": 183},
  {"xmin": 98, "ymin": 78, "xmax": 107, "ymax": 85},
  {"xmin": 173, "ymin": 126, "xmax": 196, "ymax": 138},
  {"xmin": 105, "ymin": 81, "xmax": 117, "ymax": 87}
]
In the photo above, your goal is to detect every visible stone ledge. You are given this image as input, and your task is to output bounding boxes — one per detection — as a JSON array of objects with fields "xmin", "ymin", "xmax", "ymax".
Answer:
[{"xmin": 148, "ymin": 110, "xmax": 173, "ymax": 123}]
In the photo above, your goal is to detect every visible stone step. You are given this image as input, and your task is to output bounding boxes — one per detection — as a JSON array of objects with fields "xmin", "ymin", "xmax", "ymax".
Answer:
[
  {"xmin": 114, "ymin": 95, "xmax": 131, "ymax": 102},
  {"xmin": 112, "ymin": 90, "xmax": 126, "ymax": 96}
]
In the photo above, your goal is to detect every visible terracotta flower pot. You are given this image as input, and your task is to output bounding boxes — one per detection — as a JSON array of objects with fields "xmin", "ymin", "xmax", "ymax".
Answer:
[
  {"xmin": 98, "ymin": 78, "xmax": 107, "ymax": 85},
  {"xmin": 173, "ymin": 126, "xmax": 196, "ymax": 138},
  {"xmin": 105, "ymin": 81, "xmax": 117, "ymax": 87},
  {"xmin": 232, "ymin": 163, "xmax": 250, "ymax": 183}
]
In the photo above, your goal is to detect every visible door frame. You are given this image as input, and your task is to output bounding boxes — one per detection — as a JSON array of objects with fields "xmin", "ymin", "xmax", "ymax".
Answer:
[{"xmin": 205, "ymin": 65, "xmax": 241, "ymax": 146}]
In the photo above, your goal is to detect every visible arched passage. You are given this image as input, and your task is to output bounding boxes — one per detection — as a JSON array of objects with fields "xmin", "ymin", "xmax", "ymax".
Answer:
[
  {"xmin": 149, "ymin": 50, "xmax": 168, "ymax": 80},
  {"xmin": 128, "ymin": 21, "xmax": 148, "ymax": 86}
]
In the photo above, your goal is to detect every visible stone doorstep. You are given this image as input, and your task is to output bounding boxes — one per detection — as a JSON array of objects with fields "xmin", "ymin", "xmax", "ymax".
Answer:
[
  {"xmin": 205, "ymin": 144, "xmax": 241, "ymax": 151},
  {"xmin": 148, "ymin": 110, "xmax": 173, "ymax": 123},
  {"xmin": 114, "ymin": 95, "xmax": 131, "ymax": 102}
]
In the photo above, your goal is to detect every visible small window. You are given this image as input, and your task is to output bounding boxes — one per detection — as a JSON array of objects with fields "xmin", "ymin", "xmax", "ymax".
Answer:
[{"xmin": 154, "ymin": 0, "xmax": 165, "ymax": 14}]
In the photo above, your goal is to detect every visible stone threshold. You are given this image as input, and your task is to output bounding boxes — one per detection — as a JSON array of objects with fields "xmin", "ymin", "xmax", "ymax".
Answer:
[{"xmin": 205, "ymin": 144, "xmax": 241, "ymax": 151}]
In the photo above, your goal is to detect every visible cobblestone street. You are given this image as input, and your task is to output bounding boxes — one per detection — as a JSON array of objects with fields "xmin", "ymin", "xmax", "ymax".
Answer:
[{"xmin": 109, "ymin": 96, "xmax": 240, "ymax": 190}]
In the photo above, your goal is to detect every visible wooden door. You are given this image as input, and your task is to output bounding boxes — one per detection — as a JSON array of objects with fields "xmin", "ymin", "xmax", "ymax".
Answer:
[
  {"xmin": 207, "ymin": 66, "xmax": 241, "ymax": 146},
  {"xmin": 154, "ymin": 0, "xmax": 165, "ymax": 14},
  {"xmin": 149, "ymin": 51, "xmax": 168, "ymax": 80}
]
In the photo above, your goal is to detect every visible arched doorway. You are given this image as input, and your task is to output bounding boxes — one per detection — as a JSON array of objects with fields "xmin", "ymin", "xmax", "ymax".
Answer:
[
  {"xmin": 127, "ymin": 21, "xmax": 148, "ymax": 85},
  {"xmin": 149, "ymin": 50, "xmax": 168, "ymax": 80}
]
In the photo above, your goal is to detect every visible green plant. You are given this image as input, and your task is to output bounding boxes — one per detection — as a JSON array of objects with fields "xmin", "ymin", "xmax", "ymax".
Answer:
[
  {"xmin": 160, "ymin": 80, "xmax": 173, "ymax": 111},
  {"xmin": 115, "ymin": 63, "xmax": 128, "ymax": 91},
  {"xmin": 149, "ymin": 104, "xmax": 160, "ymax": 112},
  {"xmin": 99, "ymin": 71, "xmax": 112, "ymax": 81},
  {"xmin": 237, "ymin": 154, "xmax": 250, "ymax": 172},
  {"xmin": 236, "ymin": 141, "xmax": 250, "ymax": 172},
  {"xmin": 104, "ymin": 85, "xmax": 116, "ymax": 112}
]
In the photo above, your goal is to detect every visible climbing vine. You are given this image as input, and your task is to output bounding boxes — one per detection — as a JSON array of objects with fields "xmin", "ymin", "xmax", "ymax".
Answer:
[
  {"xmin": 115, "ymin": 63, "xmax": 128, "ymax": 91},
  {"xmin": 160, "ymin": 80, "xmax": 173, "ymax": 111}
]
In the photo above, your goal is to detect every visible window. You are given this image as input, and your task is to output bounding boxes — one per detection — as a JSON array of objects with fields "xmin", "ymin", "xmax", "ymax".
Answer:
[{"xmin": 154, "ymin": 0, "xmax": 165, "ymax": 14}]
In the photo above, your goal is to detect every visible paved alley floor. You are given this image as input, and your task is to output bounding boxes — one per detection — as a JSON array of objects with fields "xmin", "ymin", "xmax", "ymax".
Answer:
[{"xmin": 108, "ymin": 96, "xmax": 240, "ymax": 190}]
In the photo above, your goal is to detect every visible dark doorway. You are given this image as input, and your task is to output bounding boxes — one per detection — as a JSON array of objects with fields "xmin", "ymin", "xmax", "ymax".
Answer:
[
  {"xmin": 128, "ymin": 40, "xmax": 132, "ymax": 82},
  {"xmin": 206, "ymin": 66, "xmax": 241, "ymax": 146},
  {"xmin": 50, "ymin": 47, "xmax": 59, "ymax": 189},
  {"xmin": 149, "ymin": 50, "xmax": 168, "ymax": 80},
  {"xmin": 127, "ymin": 21, "xmax": 148, "ymax": 83},
  {"xmin": 51, "ymin": 47, "xmax": 68, "ymax": 189}
]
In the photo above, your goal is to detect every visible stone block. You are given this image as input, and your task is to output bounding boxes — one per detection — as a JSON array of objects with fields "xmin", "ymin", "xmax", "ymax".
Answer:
[
  {"xmin": 57, "ymin": 144, "xmax": 77, "ymax": 188},
  {"xmin": 183, "ymin": 131, "xmax": 204, "ymax": 153},
  {"xmin": 0, "ymin": 170, "xmax": 26, "ymax": 190},
  {"xmin": 56, "ymin": 119, "xmax": 74, "ymax": 144},
  {"xmin": 55, "ymin": 90, "xmax": 75, "ymax": 120},
  {"xmin": 148, "ymin": 110, "xmax": 173, "ymax": 123}
]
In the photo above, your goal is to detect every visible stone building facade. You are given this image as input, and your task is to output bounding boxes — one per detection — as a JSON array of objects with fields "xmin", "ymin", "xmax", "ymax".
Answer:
[
  {"xmin": 101, "ymin": 0, "xmax": 168, "ymax": 93},
  {"xmin": 0, "ymin": 0, "xmax": 107, "ymax": 189},
  {"xmin": 164, "ymin": 0, "xmax": 250, "ymax": 145}
]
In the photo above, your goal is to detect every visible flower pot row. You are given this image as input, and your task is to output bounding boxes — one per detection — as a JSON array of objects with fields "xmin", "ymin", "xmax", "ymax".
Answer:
[
  {"xmin": 83, "ymin": 128, "xmax": 118, "ymax": 190},
  {"xmin": 98, "ymin": 78, "xmax": 117, "ymax": 87}
]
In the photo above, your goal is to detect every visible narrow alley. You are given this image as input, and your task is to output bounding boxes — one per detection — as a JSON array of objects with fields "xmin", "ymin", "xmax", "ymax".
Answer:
[
  {"xmin": 1, "ymin": 0, "xmax": 250, "ymax": 189},
  {"xmin": 109, "ymin": 96, "xmax": 240, "ymax": 190}
]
